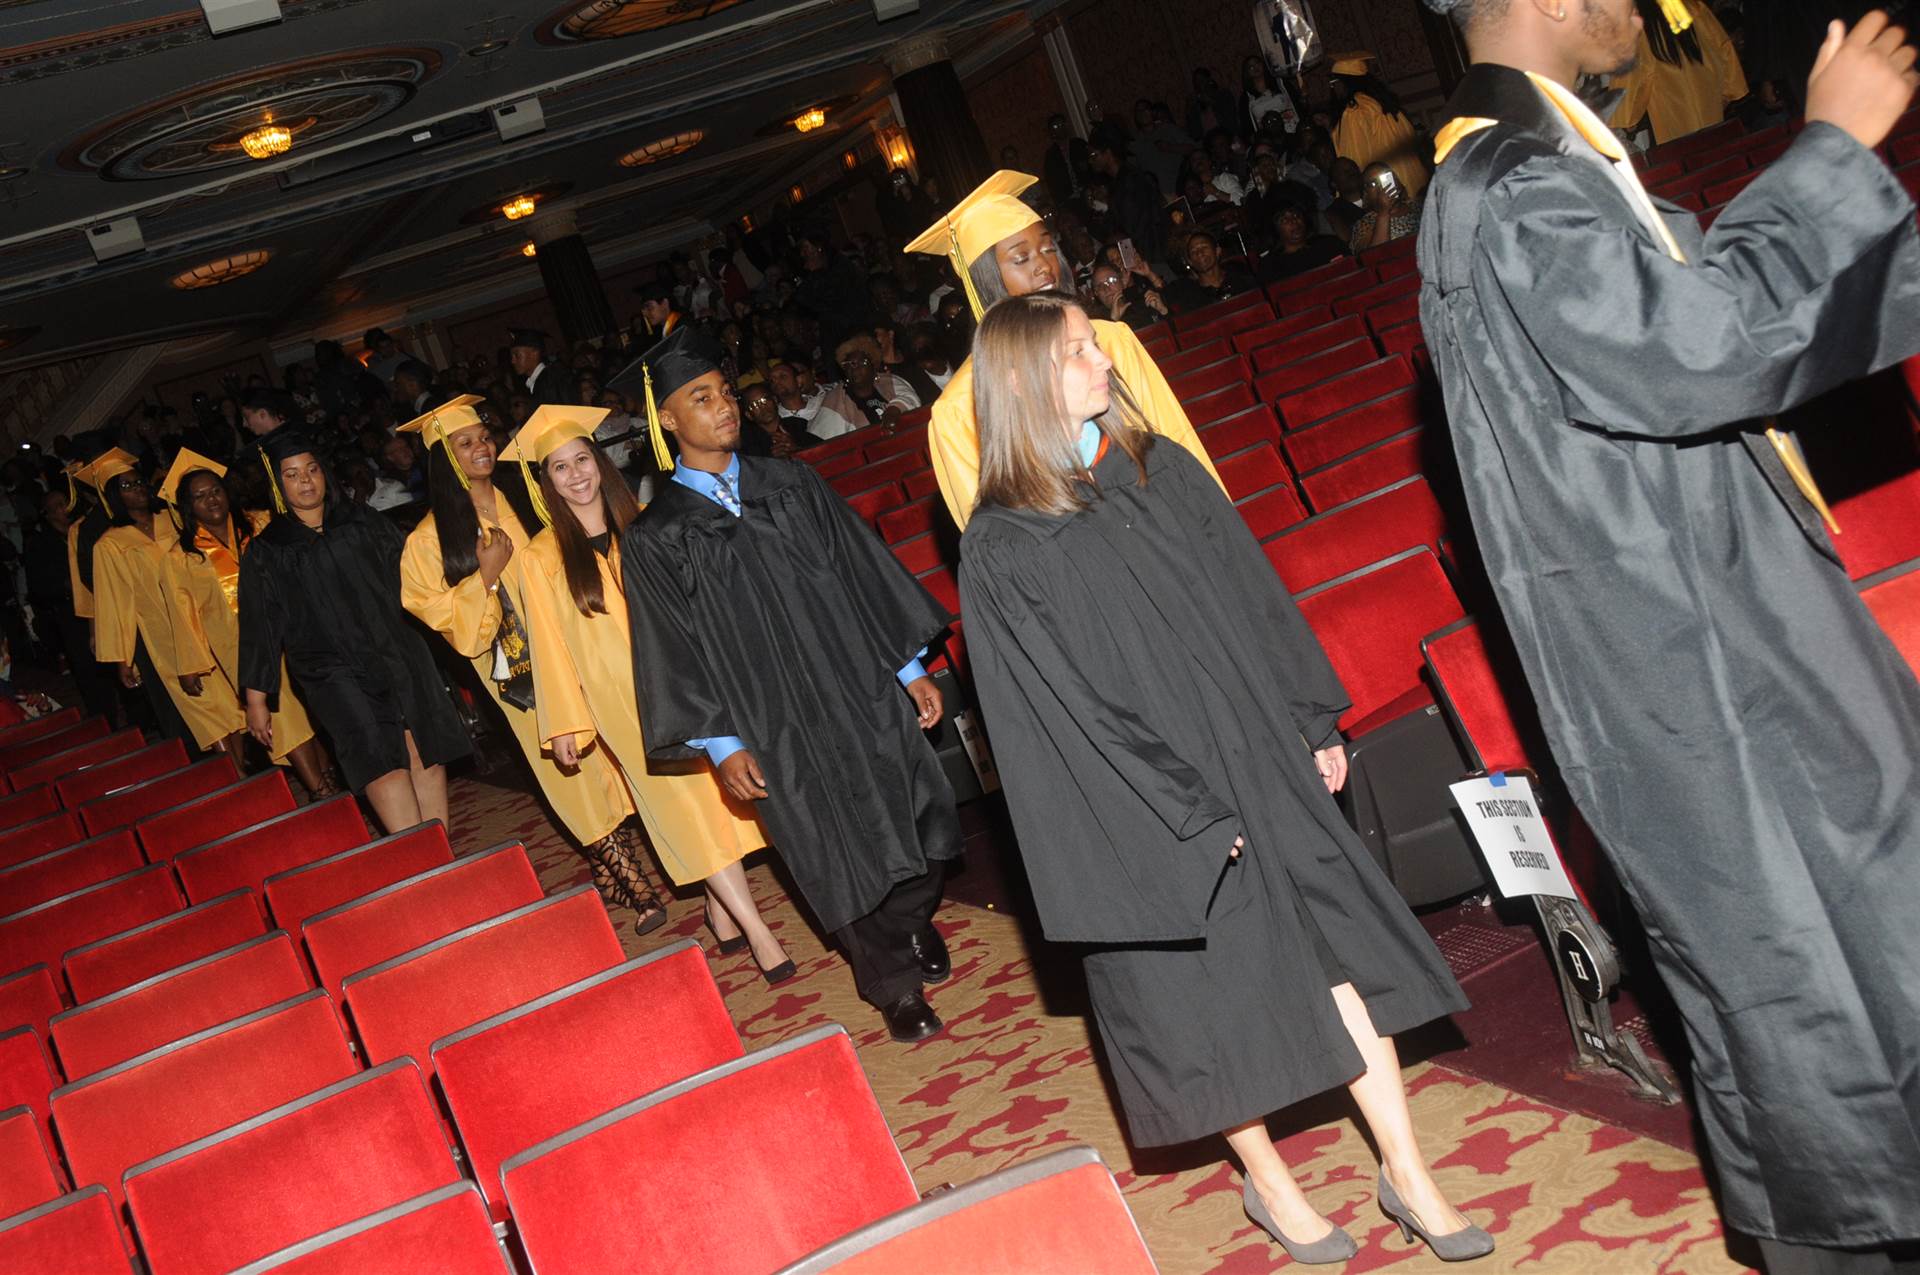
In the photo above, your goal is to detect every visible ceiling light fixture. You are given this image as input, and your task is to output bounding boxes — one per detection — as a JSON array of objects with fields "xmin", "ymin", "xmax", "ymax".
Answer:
[
  {"xmin": 841, "ymin": 150, "xmax": 859, "ymax": 172},
  {"xmin": 616, "ymin": 129, "xmax": 703, "ymax": 168},
  {"xmin": 239, "ymin": 118, "xmax": 293, "ymax": 160},
  {"xmin": 788, "ymin": 183, "xmax": 805, "ymax": 204},
  {"xmin": 882, "ymin": 127, "xmax": 914, "ymax": 171},
  {"xmin": 169, "ymin": 250, "xmax": 272, "ymax": 291},
  {"xmin": 501, "ymin": 194, "xmax": 537, "ymax": 220},
  {"xmin": 792, "ymin": 107, "xmax": 827, "ymax": 133},
  {"xmin": 521, "ymin": 241, "xmax": 538, "ymax": 258}
]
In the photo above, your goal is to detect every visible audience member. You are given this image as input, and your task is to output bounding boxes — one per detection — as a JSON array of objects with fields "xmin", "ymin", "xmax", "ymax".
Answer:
[
  {"xmin": 1259, "ymin": 197, "xmax": 1349, "ymax": 280},
  {"xmin": 1089, "ymin": 260, "xmax": 1170, "ymax": 331},
  {"xmin": 1131, "ymin": 99, "xmax": 1195, "ymax": 200},
  {"xmin": 1349, "ymin": 163, "xmax": 1422, "ymax": 253},
  {"xmin": 1089, "ymin": 141, "xmax": 1167, "ymax": 266},
  {"xmin": 1042, "ymin": 113, "xmax": 1091, "ymax": 205},
  {"xmin": 1240, "ymin": 53, "xmax": 1300, "ymax": 136},
  {"xmin": 511, "ymin": 329, "xmax": 570, "ymax": 409},
  {"xmin": 1329, "ymin": 52, "xmax": 1430, "ymax": 201},
  {"xmin": 1186, "ymin": 67, "xmax": 1238, "ymax": 140},
  {"xmin": 1164, "ymin": 230, "xmax": 1259, "ymax": 313},
  {"xmin": 813, "ymin": 333, "xmax": 921, "ymax": 438}
]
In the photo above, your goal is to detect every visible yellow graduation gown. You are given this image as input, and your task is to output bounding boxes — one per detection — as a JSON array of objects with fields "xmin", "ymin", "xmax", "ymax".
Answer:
[
  {"xmin": 519, "ymin": 530, "xmax": 768, "ymax": 885},
  {"xmin": 93, "ymin": 519, "xmax": 245, "ymax": 748},
  {"xmin": 67, "ymin": 523, "xmax": 93, "ymax": 622},
  {"xmin": 399, "ymin": 504, "xmax": 630, "ymax": 844},
  {"xmin": 1333, "ymin": 94, "xmax": 1430, "ymax": 202},
  {"xmin": 930, "ymin": 318, "xmax": 1227, "ymax": 529},
  {"xmin": 1610, "ymin": 0, "xmax": 1749, "ymax": 146},
  {"xmin": 168, "ymin": 511, "xmax": 316, "ymax": 763}
]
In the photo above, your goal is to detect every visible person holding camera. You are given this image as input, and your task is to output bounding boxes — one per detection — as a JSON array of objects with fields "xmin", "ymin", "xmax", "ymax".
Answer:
[{"xmin": 1349, "ymin": 162, "xmax": 1421, "ymax": 253}]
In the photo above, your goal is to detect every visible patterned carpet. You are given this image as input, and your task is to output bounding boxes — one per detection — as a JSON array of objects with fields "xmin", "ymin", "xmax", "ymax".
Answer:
[{"xmin": 451, "ymin": 773, "xmax": 1754, "ymax": 1275}]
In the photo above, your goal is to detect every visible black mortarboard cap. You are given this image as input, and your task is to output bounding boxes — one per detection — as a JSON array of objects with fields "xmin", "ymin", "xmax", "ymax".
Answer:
[
  {"xmin": 633, "ymin": 279, "xmax": 674, "ymax": 304},
  {"xmin": 507, "ymin": 328, "xmax": 549, "ymax": 350},
  {"xmin": 605, "ymin": 325, "xmax": 724, "ymax": 473}
]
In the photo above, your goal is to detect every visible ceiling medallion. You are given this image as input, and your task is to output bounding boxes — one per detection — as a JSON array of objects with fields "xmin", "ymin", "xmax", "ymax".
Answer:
[
  {"xmin": 169, "ymin": 250, "xmax": 272, "ymax": 291},
  {"xmin": 542, "ymin": 0, "xmax": 747, "ymax": 42},
  {"xmin": 501, "ymin": 194, "xmax": 538, "ymax": 220},
  {"xmin": 792, "ymin": 107, "xmax": 827, "ymax": 134},
  {"xmin": 615, "ymin": 129, "xmax": 702, "ymax": 168},
  {"xmin": 239, "ymin": 119, "xmax": 293, "ymax": 160}
]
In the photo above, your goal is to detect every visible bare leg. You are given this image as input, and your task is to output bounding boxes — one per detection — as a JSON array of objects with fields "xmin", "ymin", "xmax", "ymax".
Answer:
[
  {"xmin": 285, "ymin": 737, "xmax": 333, "ymax": 795},
  {"xmin": 1224, "ymin": 1120, "xmax": 1336, "ymax": 1243},
  {"xmin": 363, "ymin": 769, "xmax": 424, "ymax": 834},
  {"xmin": 1331, "ymin": 982, "xmax": 1472, "ymax": 1235},
  {"xmin": 218, "ymin": 729, "xmax": 255, "ymax": 773},
  {"xmin": 703, "ymin": 861, "xmax": 790, "ymax": 970},
  {"xmin": 401, "ymin": 731, "xmax": 449, "ymax": 828}
]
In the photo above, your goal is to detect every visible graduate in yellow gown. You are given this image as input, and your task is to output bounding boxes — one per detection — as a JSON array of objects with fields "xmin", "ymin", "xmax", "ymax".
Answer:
[
  {"xmin": 1610, "ymin": 0, "xmax": 1748, "ymax": 146},
  {"xmin": 88, "ymin": 449, "xmax": 246, "ymax": 754},
  {"xmin": 906, "ymin": 170, "xmax": 1226, "ymax": 529},
  {"xmin": 396, "ymin": 396, "xmax": 666, "ymax": 932},
  {"xmin": 158, "ymin": 450, "xmax": 336, "ymax": 796},
  {"xmin": 504, "ymin": 406, "xmax": 794, "ymax": 980},
  {"xmin": 1329, "ymin": 53, "xmax": 1430, "ymax": 202},
  {"xmin": 63, "ymin": 460, "xmax": 96, "ymax": 626}
]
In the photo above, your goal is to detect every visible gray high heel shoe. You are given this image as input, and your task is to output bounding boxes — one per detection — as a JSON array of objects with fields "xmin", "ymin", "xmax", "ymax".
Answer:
[
  {"xmin": 1242, "ymin": 1178, "xmax": 1358, "ymax": 1264},
  {"xmin": 1377, "ymin": 1168, "xmax": 1495, "ymax": 1262}
]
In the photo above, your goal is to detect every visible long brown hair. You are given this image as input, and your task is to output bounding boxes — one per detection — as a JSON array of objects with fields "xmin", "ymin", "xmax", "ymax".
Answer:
[
  {"xmin": 537, "ymin": 441, "xmax": 642, "ymax": 617},
  {"xmin": 973, "ymin": 292, "xmax": 1152, "ymax": 517}
]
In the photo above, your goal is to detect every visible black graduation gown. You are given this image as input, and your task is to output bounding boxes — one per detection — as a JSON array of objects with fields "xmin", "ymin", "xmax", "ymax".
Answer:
[
  {"xmin": 958, "ymin": 441, "xmax": 1466, "ymax": 1145},
  {"xmin": 1419, "ymin": 64, "xmax": 1920, "ymax": 1247},
  {"xmin": 238, "ymin": 502, "xmax": 471, "ymax": 791},
  {"xmin": 621, "ymin": 457, "xmax": 960, "ymax": 933}
]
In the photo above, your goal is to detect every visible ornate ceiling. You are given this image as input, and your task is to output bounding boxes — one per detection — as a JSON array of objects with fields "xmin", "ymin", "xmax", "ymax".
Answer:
[{"xmin": 0, "ymin": 0, "xmax": 1034, "ymax": 373}]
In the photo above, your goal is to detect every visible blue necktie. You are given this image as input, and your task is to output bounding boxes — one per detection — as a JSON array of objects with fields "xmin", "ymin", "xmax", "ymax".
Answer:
[{"xmin": 714, "ymin": 473, "xmax": 742, "ymax": 516}]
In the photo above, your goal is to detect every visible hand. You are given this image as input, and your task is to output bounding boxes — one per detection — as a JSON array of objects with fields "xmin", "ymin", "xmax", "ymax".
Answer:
[
  {"xmin": 476, "ymin": 526, "xmax": 514, "ymax": 585},
  {"xmin": 1806, "ymin": 11, "xmax": 1919, "ymax": 149},
  {"xmin": 118, "ymin": 662, "xmax": 140, "ymax": 689},
  {"xmin": 879, "ymin": 404, "xmax": 904, "ymax": 432},
  {"xmin": 718, "ymin": 749, "xmax": 769, "ymax": 801},
  {"xmin": 177, "ymin": 674, "xmax": 204, "ymax": 697},
  {"xmin": 1314, "ymin": 744, "xmax": 1349, "ymax": 794},
  {"xmin": 1363, "ymin": 182, "xmax": 1395, "ymax": 214},
  {"xmin": 1144, "ymin": 289, "xmax": 1169, "ymax": 316},
  {"xmin": 1109, "ymin": 295, "xmax": 1131, "ymax": 320},
  {"xmin": 245, "ymin": 698, "xmax": 273, "ymax": 751},
  {"xmin": 905, "ymin": 675, "xmax": 943, "ymax": 730},
  {"xmin": 552, "ymin": 734, "xmax": 580, "ymax": 768},
  {"xmin": 1228, "ymin": 834, "xmax": 1245, "ymax": 860}
]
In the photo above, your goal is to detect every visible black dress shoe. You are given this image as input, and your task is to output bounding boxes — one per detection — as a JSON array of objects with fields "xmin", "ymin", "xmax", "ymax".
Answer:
[
  {"xmin": 881, "ymin": 990, "xmax": 943, "ymax": 1043},
  {"xmin": 910, "ymin": 927, "xmax": 951, "ymax": 983}
]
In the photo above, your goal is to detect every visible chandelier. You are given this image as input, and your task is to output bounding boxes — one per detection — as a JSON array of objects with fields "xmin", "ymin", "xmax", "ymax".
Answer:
[
  {"xmin": 617, "ymin": 129, "xmax": 703, "ymax": 168},
  {"xmin": 169, "ymin": 250, "xmax": 272, "ymax": 291},
  {"xmin": 792, "ymin": 107, "xmax": 826, "ymax": 133},
  {"xmin": 239, "ymin": 120, "xmax": 293, "ymax": 160},
  {"xmin": 501, "ymin": 194, "xmax": 538, "ymax": 220}
]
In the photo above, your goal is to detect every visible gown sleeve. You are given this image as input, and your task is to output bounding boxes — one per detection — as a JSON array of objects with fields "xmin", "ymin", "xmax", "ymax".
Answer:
[
  {"xmin": 400, "ymin": 522, "xmax": 501, "ymax": 659},
  {"xmin": 89, "ymin": 539, "xmax": 139, "ymax": 667},
  {"xmin": 797, "ymin": 465, "xmax": 952, "ymax": 674},
  {"xmin": 1608, "ymin": 61, "xmax": 1653, "ymax": 132},
  {"xmin": 161, "ymin": 554, "xmax": 217, "ymax": 679},
  {"xmin": 929, "ymin": 361, "xmax": 981, "ymax": 530},
  {"xmin": 238, "ymin": 542, "xmax": 287, "ymax": 698},
  {"xmin": 519, "ymin": 543, "xmax": 597, "ymax": 753},
  {"xmin": 621, "ymin": 524, "xmax": 737, "ymax": 762},
  {"xmin": 1700, "ymin": 6, "xmax": 1750, "ymax": 105},
  {"xmin": 1482, "ymin": 123, "xmax": 1920, "ymax": 435},
  {"xmin": 958, "ymin": 528, "xmax": 1237, "ymax": 840},
  {"xmin": 67, "ymin": 525, "xmax": 94, "ymax": 621},
  {"xmin": 1097, "ymin": 321, "xmax": 1227, "ymax": 495}
]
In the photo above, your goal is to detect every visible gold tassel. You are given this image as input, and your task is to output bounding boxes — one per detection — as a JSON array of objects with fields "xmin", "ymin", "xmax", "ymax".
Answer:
[
  {"xmin": 436, "ymin": 418, "xmax": 471, "ymax": 491},
  {"xmin": 64, "ymin": 473, "xmax": 78, "ymax": 514},
  {"xmin": 259, "ymin": 448, "xmax": 287, "ymax": 514},
  {"xmin": 644, "ymin": 365, "xmax": 674, "ymax": 472},
  {"xmin": 950, "ymin": 224, "xmax": 985, "ymax": 321},
  {"xmin": 518, "ymin": 452, "xmax": 553, "ymax": 528},
  {"xmin": 1656, "ymin": 0, "xmax": 1692, "ymax": 34},
  {"xmin": 1765, "ymin": 424, "xmax": 1839, "ymax": 534}
]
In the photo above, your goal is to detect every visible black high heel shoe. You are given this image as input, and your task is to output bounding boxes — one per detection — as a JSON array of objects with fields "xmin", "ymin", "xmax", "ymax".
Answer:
[{"xmin": 755, "ymin": 949, "xmax": 797, "ymax": 985}]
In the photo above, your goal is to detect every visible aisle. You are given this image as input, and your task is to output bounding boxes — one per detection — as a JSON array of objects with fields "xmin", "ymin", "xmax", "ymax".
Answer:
[{"xmin": 453, "ymin": 774, "xmax": 1751, "ymax": 1274}]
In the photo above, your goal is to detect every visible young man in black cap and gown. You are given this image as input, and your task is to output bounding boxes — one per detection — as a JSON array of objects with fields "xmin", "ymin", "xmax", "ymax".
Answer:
[
  {"xmin": 510, "ymin": 329, "xmax": 571, "ymax": 410},
  {"xmin": 633, "ymin": 281, "xmax": 685, "ymax": 352},
  {"xmin": 1418, "ymin": 2, "xmax": 1920, "ymax": 1268},
  {"xmin": 615, "ymin": 328, "xmax": 960, "ymax": 1043}
]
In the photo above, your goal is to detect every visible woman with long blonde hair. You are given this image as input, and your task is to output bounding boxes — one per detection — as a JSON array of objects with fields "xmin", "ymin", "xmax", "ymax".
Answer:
[{"xmin": 957, "ymin": 293, "xmax": 1492, "ymax": 1264}]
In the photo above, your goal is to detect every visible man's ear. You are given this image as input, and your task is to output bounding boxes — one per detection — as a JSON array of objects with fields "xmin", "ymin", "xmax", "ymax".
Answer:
[
  {"xmin": 657, "ymin": 406, "xmax": 679, "ymax": 435},
  {"xmin": 1527, "ymin": 0, "xmax": 1567, "ymax": 20}
]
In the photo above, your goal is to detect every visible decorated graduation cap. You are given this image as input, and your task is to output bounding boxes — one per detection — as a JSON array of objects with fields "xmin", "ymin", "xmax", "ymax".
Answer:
[
  {"xmin": 257, "ymin": 428, "xmax": 323, "ymax": 515},
  {"xmin": 606, "ymin": 325, "xmax": 725, "ymax": 474},
  {"xmin": 85, "ymin": 448, "xmax": 139, "ymax": 492},
  {"xmin": 904, "ymin": 170, "xmax": 1041, "ymax": 320},
  {"xmin": 498, "ymin": 405, "xmax": 611, "ymax": 527},
  {"xmin": 157, "ymin": 448, "xmax": 227, "ymax": 529},
  {"xmin": 398, "ymin": 394, "xmax": 487, "ymax": 492}
]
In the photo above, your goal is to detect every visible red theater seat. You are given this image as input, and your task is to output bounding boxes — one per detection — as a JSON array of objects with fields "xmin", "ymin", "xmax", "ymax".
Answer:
[
  {"xmin": 63, "ymin": 889, "xmax": 265, "ymax": 1004},
  {"xmin": 891, "ymin": 533, "xmax": 944, "ymax": 576},
  {"xmin": 50, "ymin": 990, "xmax": 358, "ymax": 1214},
  {"xmin": 1283, "ymin": 387, "xmax": 1426, "ymax": 474},
  {"xmin": 50, "ymin": 739, "xmax": 188, "ymax": 808},
  {"xmin": 1831, "ymin": 469, "xmax": 1920, "ymax": 580},
  {"xmin": 0, "ymin": 810, "xmax": 85, "ymax": 872},
  {"xmin": 1331, "ymin": 276, "xmax": 1420, "ymax": 320},
  {"xmin": 0, "ymin": 865, "xmax": 183, "ymax": 991},
  {"xmin": 1248, "ymin": 314, "xmax": 1368, "ymax": 375},
  {"xmin": 815, "ymin": 450, "xmax": 866, "ymax": 480},
  {"xmin": 844, "ymin": 482, "xmax": 903, "ymax": 526},
  {"xmin": 0, "ymin": 707, "xmax": 82, "ymax": 747},
  {"xmin": 432, "ymin": 942, "xmax": 743, "ymax": 1222},
  {"xmin": 136, "ymin": 772, "xmax": 296, "ymax": 865},
  {"xmin": 0, "ymin": 710, "xmax": 90, "ymax": 768},
  {"xmin": 831, "ymin": 452, "xmax": 920, "ymax": 496},
  {"xmin": 1235, "ymin": 482, "xmax": 1310, "ymax": 539},
  {"xmin": 1156, "ymin": 337, "xmax": 1230, "ymax": 379},
  {"xmin": 51, "ymin": 932, "xmax": 311, "ymax": 1082},
  {"xmin": 0, "ymin": 786, "xmax": 56, "ymax": 834},
  {"xmin": 1366, "ymin": 291, "xmax": 1422, "ymax": 333},
  {"xmin": 1703, "ymin": 170, "xmax": 1761, "ymax": 207},
  {"xmin": 1253, "ymin": 338, "xmax": 1379, "ymax": 405},
  {"xmin": 1276, "ymin": 355, "xmax": 1415, "ymax": 431},
  {"xmin": 1267, "ymin": 258, "xmax": 1366, "ymax": 299},
  {"xmin": 1860, "ymin": 559, "xmax": 1920, "ymax": 676},
  {"xmin": 1295, "ymin": 547, "xmax": 1465, "ymax": 735},
  {"xmin": 877, "ymin": 496, "xmax": 941, "ymax": 544},
  {"xmin": 1230, "ymin": 305, "xmax": 1338, "ymax": 355},
  {"xmin": 76, "ymin": 756, "xmax": 238, "ymax": 839},
  {"xmin": 0, "ymin": 1187, "xmax": 132, "ymax": 1275},
  {"xmin": 6, "ymin": 728, "xmax": 144, "ymax": 795},
  {"xmin": 903, "ymin": 468, "xmax": 940, "ymax": 501},
  {"xmin": 1171, "ymin": 289, "xmax": 1267, "ymax": 334},
  {"xmin": 503, "ymin": 1025, "xmax": 917, "ymax": 1275},
  {"xmin": 1169, "ymin": 355, "xmax": 1249, "ymax": 402},
  {"xmin": 1299, "ymin": 427, "xmax": 1428, "ymax": 511},
  {"xmin": 261, "ymin": 822, "xmax": 454, "ymax": 934},
  {"xmin": 1422, "ymin": 618, "xmax": 1542, "ymax": 775},
  {"xmin": 302, "ymin": 841, "xmax": 541, "ymax": 1001},
  {"xmin": 916, "ymin": 566, "xmax": 960, "ymax": 616},
  {"xmin": 123, "ymin": 1060, "xmax": 459, "ymax": 1275},
  {"xmin": 1270, "ymin": 267, "xmax": 1371, "ymax": 316},
  {"xmin": 0, "ymin": 966, "xmax": 59, "ymax": 1041},
  {"xmin": 861, "ymin": 427, "xmax": 929, "ymax": 463},
  {"xmin": 1183, "ymin": 381, "xmax": 1258, "ymax": 426},
  {"xmin": 1262, "ymin": 477, "xmax": 1450, "ymax": 593},
  {"xmin": 221, "ymin": 1182, "xmax": 507, "ymax": 1275},
  {"xmin": 1373, "ymin": 251, "xmax": 1421, "ymax": 282},
  {"xmin": 0, "ymin": 1028, "xmax": 56, "ymax": 1166},
  {"xmin": 171, "ymin": 794, "xmax": 370, "ymax": 908},
  {"xmin": 1684, "ymin": 152, "xmax": 1748, "ymax": 184},
  {"xmin": 342, "ymin": 886, "xmax": 623, "ymax": 1079},
  {"xmin": 0, "ymin": 830, "xmax": 144, "ymax": 914},
  {"xmin": 1645, "ymin": 117, "xmax": 1743, "ymax": 167},
  {"xmin": 1198, "ymin": 404, "xmax": 1283, "ymax": 458},
  {"xmin": 779, "ymin": 1146, "xmax": 1156, "ymax": 1275},
  {"xmin": 1214, "ymin": 444, "xmax": 1293, "ymax": 503},
  {"xmin": 0, "ymin": 1103, "xmax": 62, "ymax": 1220}
]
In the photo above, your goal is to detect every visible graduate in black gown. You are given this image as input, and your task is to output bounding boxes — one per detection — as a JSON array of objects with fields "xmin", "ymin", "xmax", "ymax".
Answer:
[
  {"xmin": 238, "ymin": 430, "xmax": 471, "ymax": 835},
  {"xmin": 957, "ymin": 294, "xmax": 1486, "ymax": 1265},
  {"xmin": 1418, "ymin": 3, "xmax": 1920, "ymax": 1269},
  {"xmin": 618, "ymin": 329, "xmax": 961, "ymax": 1043}
]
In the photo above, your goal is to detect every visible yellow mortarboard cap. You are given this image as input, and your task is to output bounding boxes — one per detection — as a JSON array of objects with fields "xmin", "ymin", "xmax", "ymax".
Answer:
[
  {"xmin": 1329, "ymin": 52, "xmax": 1375, "ymax": 75},
  {"xmin": 1655, "ymin": 0, "xmax": 1692, "ymax": 34},
  {"xmin": 398, "ymin": 394, "xmax": 486, "ymax": 491},
  {"xmin": 157, "ymin": 448, "xmax": 227, "ymax": 507},
  {"xmin": 904, "ymin": 170, "xmax": 1041, "ymax": 319},
  {"xmin": 499, "ymin": 405, "xmax": 611, "ymax": 528},
  {"xmin": 86, "ymin": 448, "xmax": 139, "ymax": 491}
]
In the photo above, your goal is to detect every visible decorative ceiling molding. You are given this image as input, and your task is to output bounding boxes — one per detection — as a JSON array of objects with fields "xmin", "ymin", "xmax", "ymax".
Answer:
[
  {"xmin": 538, "ymin": 0, "xmax": 750, "ymax": 44},
  {"xmin": 0, "ymin": 0, "xmax": 378, "ymax": 88}
]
